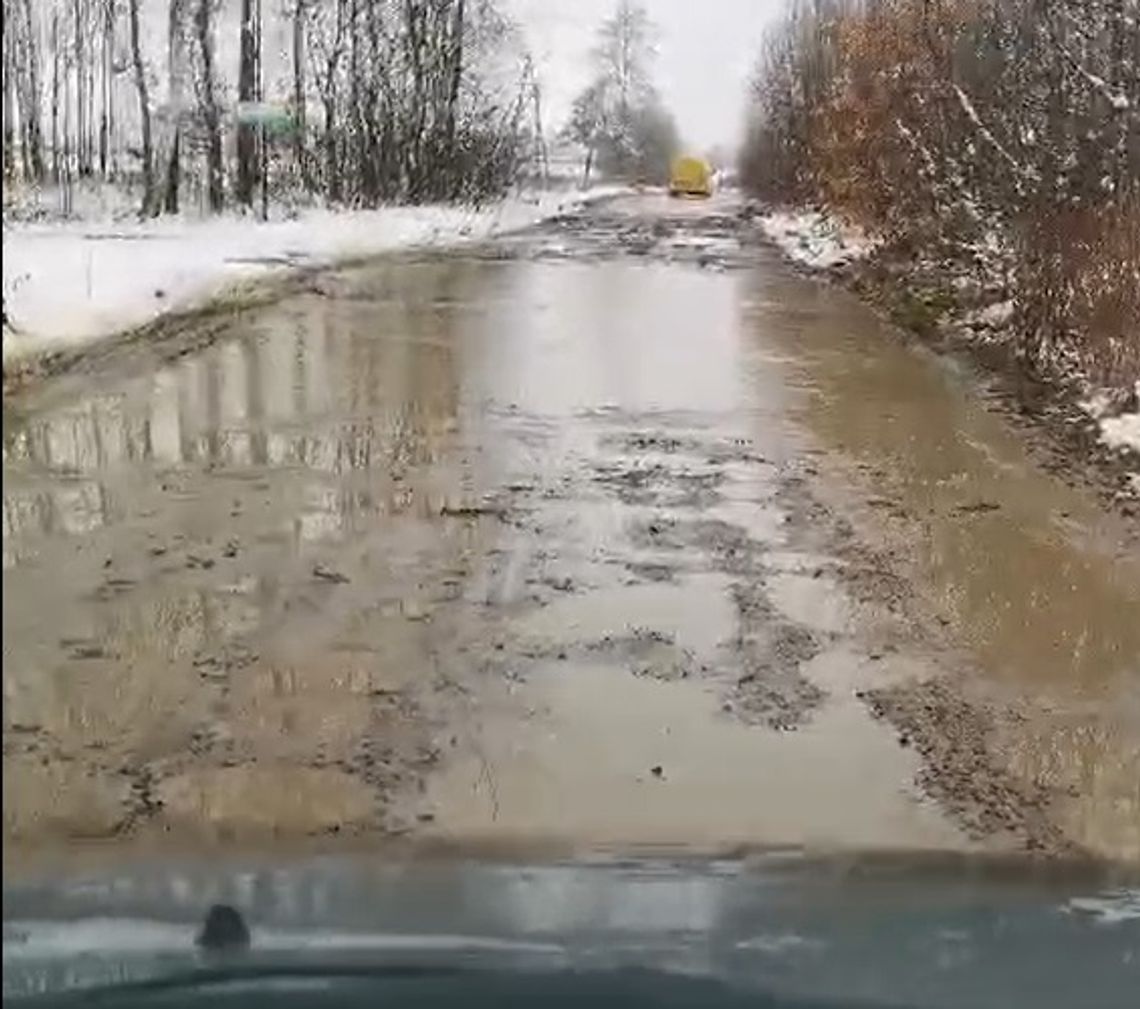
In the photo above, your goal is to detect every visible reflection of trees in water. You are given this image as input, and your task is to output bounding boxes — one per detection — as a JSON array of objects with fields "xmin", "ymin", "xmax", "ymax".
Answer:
[
  {"xmin": 98, "ymin": 579, "xmax": 268, "ymax": 665},
  {"xmin": 3, "ymin": 480, "xmax": 119, "ymax": 545},
  {"xmin": 3, "ymin": 268, "xmax": 468, "ymax": 543},
  {"xmin": 2, "ymin": 389, "xmax": 154, "ymax": 472},
  {"xmin": 2, "ymin": 579, "xmax": 276, "ymax": 744}
]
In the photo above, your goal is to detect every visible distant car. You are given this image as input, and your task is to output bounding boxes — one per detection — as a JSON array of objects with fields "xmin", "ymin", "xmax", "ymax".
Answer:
[{"xmin": 669, "ymin": 156, "xmax": 713, "ymax": 198}]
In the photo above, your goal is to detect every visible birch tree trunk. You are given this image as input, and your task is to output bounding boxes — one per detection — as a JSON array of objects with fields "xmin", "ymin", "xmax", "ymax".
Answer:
[
  {"xmin": 195, "ymin": 0, "xmax": 224, "ymax": 211},
  {"xmin": 292, "ymin": 0, "xmax": 309, "ymax": 188},
  {"xmin": 21, "ymin": 0, "xmax": 46, "ymax": 180},
  {"xmin": 162, "ymin": 0, "xmax": 189, "ymax": 214},
  {"xmin": 128, "ymin": 0, "xmax": 155, "ymax": 213},
  {"xmin": 236, "ymin": 0, "xmax": 257, "ymax": 206}
]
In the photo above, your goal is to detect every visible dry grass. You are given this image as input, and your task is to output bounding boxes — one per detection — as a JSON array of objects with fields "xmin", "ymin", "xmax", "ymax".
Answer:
[{"xmin": 1017, "ymin": 197, "xmax": 1140, "ymax": 387}]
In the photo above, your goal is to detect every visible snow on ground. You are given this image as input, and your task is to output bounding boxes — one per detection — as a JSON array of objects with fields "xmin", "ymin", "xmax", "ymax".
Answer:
[
  {"xmin": 2, "ymin": 186, "xmax": 625, "ymax": 366},
  {"xmin": 964, "ymin": 300, "xmax": 1016, "ymax": 329},
  {"xmin": 1079, "ymin": 391, "xmax": 1115, "ymax": 421},
  {"xmin": 1100, "ymin": 412, "xmax": 1140, "ymax": 454},
  {"xmin": 1082, "ymin": 381, "xmax": 1140, "ymax": 456},
  {"xmin": 759, "ymin": 209, "xmax": 878, "ymax": 270}
]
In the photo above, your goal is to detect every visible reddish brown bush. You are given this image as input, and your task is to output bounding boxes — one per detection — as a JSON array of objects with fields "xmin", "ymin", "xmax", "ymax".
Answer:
[
  {"xmin": 1018, "ymin": 197, "xmax": 1140, "ymax": 386},
  {"xmin": 741, "ymin": 0, "xmax": 1140, "ymax": 388}
]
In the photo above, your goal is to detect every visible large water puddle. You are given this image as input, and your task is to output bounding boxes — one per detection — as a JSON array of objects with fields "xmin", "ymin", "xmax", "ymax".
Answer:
[{"xmin": 3, "ymin": 204, "xmax": 1137, "ymax": 860}]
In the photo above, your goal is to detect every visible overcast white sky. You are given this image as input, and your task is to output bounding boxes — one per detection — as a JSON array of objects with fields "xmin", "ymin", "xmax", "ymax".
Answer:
[{"xmin": 506, "ymin": 0, "xmax": 786, "ymax": 152}]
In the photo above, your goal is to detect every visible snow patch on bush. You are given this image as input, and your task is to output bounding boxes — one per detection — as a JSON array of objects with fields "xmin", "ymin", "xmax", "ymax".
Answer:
[
  {"xmin": 1100, "ymin": 412, "xmax": 1140, "ymax": 453},
  {"xmin": 1082, "ymin": 382, "xmax": 1140, "ymax": 454},
  {"xmin": 964, "ymin": 300, "xmax": 1015, "ymax": 328},
  {"xmin": 759, "ymin": 209, "xmax": 877, "ymax": 269}
]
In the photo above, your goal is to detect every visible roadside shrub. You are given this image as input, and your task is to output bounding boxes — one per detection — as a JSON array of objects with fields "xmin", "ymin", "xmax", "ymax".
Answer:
[
  {"xmin": 740, "ymin": 0, "xmax": 1140, "ymax": 390},
  {"xmin": 1018, "ymin": 197, "xmax": 1140, "ymax": 386}
]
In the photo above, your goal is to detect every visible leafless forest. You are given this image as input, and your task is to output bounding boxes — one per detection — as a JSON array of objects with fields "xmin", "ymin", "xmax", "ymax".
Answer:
[
  {"xmin": 562, "ymin": 0, "xmax": 680, "ymax": 186},
  {"xmin": 2, "ymin": 0, "xmax": 544, "ymax": 217},
  {"xmin": 741, "ymin": 0, "xmax": 1140, "ymax": 388}
]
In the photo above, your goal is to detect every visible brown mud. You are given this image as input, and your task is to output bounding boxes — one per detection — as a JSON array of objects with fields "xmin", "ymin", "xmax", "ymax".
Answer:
[{"xmin": 3, "ymin": 193, "xmax": 1138, "ymax": 869}]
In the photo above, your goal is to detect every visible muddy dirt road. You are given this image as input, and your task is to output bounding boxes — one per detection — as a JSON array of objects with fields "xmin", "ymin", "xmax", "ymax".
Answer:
[{"xmin": 4, "ymin": 193, "xmax": 1139, "ymax": 865}]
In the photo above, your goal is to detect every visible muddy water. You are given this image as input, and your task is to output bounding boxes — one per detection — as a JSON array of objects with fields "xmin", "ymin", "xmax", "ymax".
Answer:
[
  {"xmin": 742, "ymin": 271, "xmax": 1140, "ymax": 693},
  {"xmin": 737, "ymin": 268, "xmax": 1140, "ymax": 858},
  {"xmin": 3, "ymin": 195, "xmax": 1137, "ymax": 862}
]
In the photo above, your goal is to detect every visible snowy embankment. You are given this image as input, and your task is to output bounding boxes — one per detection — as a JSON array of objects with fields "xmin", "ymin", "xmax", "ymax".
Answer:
[
  {"xmin": 1082, "ymin": 384, "xmax": 1140, "ymax": 457},
  {"xmin": 1101, "ymin": 413, "xmax": 1140, "ymax": 453},
  {"xmin": 758, "ymin": 208, "xmax": 877, "ymax": 270},
  {"xmin": 2, "ymin": 186, "xmax": 624, "ymax": 367}
]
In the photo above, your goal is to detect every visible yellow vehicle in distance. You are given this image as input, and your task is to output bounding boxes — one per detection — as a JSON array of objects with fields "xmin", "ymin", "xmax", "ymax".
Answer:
[{"xmin": 669, "ymin": 155, "xmax": 713, "ymax": 198}]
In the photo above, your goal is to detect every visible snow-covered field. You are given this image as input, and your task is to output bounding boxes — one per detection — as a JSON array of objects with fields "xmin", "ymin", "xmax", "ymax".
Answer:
[
  {"xmin": 758, "ymin": 209, "xmax": 878, "ymax": 270},
  {"xmin": 2, "ymin": 187, "xmax": 625, "ymax": 366}
]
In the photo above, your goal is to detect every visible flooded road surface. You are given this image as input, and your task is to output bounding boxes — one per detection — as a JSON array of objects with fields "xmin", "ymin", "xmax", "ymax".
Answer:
[{"xmin": 4, "ymin": 193, "xmax": 1139, "ymax": 865}]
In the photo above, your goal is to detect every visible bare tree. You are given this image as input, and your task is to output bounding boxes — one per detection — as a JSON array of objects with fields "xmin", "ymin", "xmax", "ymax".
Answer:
[
  {"xmin": 127, "ymin": 0, "xmax": 155, "ymax": 213},
  {"xmin": 51, "ymin": 10, "xmax": 61, "ymax": 183},
  {"xmin": 311, "ymin": 0, "xmax": 349, "ymax": 202},
  {"xmin": 194, "ymin": 0, "xmax": 224, "ymax": 211},
  {"xmin": 21, "ymin": 0, "xmax": 46, "ymax": 180},
  {"xmin": 740, "ymin": 0, "xmax": 1140, "ymax": 386},
  {"xmin": 98, "ymin": 0, "xmax": 112, "ymax": 178},
  {"xmin": 593, "ymin": 0, "xmax": 656, "ymax": 119},
  {"xmin": 4, "ymin": 0, "xmax": 533, "ymax": 218},
  {"xmin": 292, "ymin": 0, "xmax": 309, "ymax": 186},
  {"xmin": 565, "ymin": 81, "xmax": 607, "ymax": 185},
  {"xmin": 236, "ymin": 0, "xmax": 259, "ymax": 206},
  {"xmin": 160, "ymin": 0, "xmax": 191, "ymax": 215},
  {"xmin": 3, "ymin": 0, "xmax": 19, "ymax": 185},
  {"xmin": 565, "ymin": 1, "xmax": 676, "ymax": 183},
  {"xmin": 2, "ymin": 0, "xmax": 47, "ymax": 184}
]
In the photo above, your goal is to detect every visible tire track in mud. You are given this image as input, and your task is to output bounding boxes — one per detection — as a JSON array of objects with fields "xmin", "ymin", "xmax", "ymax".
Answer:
[
  {"xmin": 417, "ymin": 398, "xmax": 975, "ymax": 852},
  {"xmin": 408, "ymin": 190, "xmax": 1128, "ymax": 853},
  {"xmin": 472, "ymin": 416, "xmax": 833, "ymax": 723},
  {"xmin": 424, "ymin": 388, "xmax": 1094, "ymax": 855},
  {"xmin": 768, "ymin": 461, "xmax": 1113, "ymax": 858}
]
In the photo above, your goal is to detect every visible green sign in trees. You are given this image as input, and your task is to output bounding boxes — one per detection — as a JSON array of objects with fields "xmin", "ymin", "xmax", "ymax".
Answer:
[{"xmin": 235, "ymin": 103, "xmax": 295, "ymax": 138}]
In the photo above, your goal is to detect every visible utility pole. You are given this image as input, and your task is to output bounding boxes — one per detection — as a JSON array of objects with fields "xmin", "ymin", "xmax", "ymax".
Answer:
[{"xmin": 529, "ymin": 62, "xmax": 549, "ymax": 188}]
